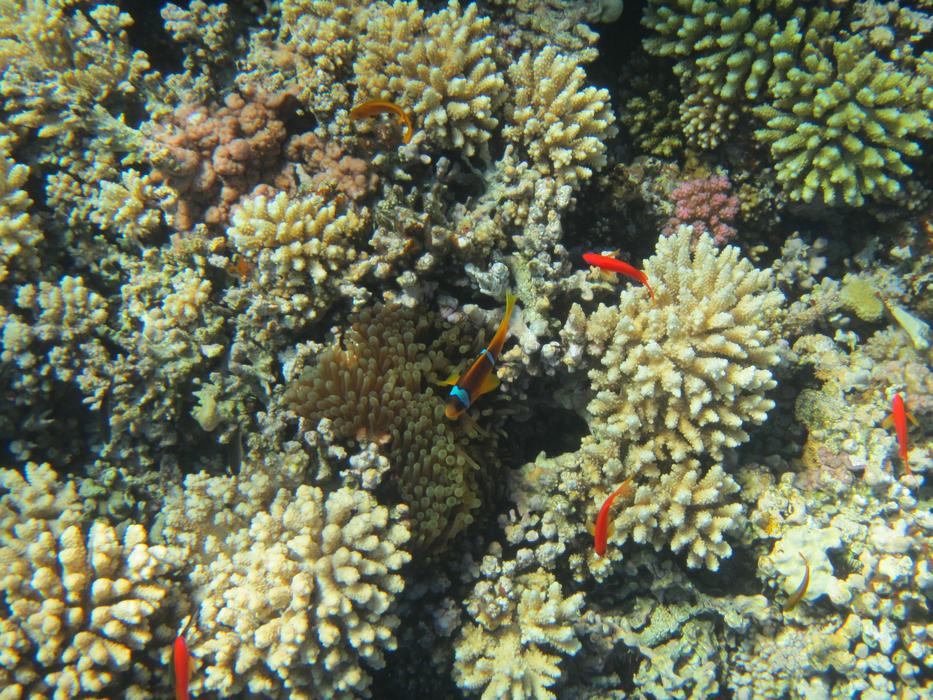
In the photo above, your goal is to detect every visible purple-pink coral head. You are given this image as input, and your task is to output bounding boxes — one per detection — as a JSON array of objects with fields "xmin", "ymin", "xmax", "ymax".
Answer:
[{"xmin": 664, "ymin": 174, "xmax": 740, "ymax": 245}]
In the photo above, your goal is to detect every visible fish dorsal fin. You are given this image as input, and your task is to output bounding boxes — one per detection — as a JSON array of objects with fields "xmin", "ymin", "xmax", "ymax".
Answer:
[{"xmin": 476, "ymin": 371, "xmax": 500, "ymax": 398}]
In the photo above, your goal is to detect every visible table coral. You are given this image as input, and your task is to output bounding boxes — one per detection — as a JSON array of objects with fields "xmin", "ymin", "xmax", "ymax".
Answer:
[
  {"xmin": 0, "ymin": 463, "xmax": 182, "ymax": 699},
  {"xmin": 159, "ymin": 465, "xmax": 411, "ymax": 699}
]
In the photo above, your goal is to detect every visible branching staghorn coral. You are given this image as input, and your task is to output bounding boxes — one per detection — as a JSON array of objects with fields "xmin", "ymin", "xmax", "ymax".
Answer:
[
  {"xmin": 1, "ymin": 276, "xmax": 112, "ymax": 411},
  {"xmin": 0, "ymin": 463, "xmax": 182, "ymax": 699},
  {"xmin": 486, "ymin": 0, "xmax": 623, "ymax": 64},
  {"xmin": 0, "ymin": 138, "xmax": 43, "ymax": 282},
  {"xmin": 504, "ymin": 46, "xmax": 617, "ymax": 190},
  {"xmin": 286, "ymin": 304, "xmax": 501, "ymax": 552},
  {"xmin": 225, "ymin": 189, "xmax": 372, "ymax": 325},
  {"xmin": 159, "ymin": 463, "xmax": 411, "ymax": 699}
]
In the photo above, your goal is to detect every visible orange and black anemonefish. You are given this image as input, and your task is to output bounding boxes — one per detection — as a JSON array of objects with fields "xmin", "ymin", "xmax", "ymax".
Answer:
[
  {"xmin": 349, "ymin": 99, "xmax": 414, "ymax": 144},
  {"xmin": 443, "ymin": 293, "xmax": 516, "ymax": 420},
  {"xmin": 583, "ymin": 251, "xmax": 654, "ymax": 299}
]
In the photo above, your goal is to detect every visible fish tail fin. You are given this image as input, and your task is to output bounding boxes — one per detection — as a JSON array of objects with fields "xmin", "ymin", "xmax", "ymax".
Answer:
[{"xmin": 504, "ymin": 291, "xmax": 517, "ymax": 321}]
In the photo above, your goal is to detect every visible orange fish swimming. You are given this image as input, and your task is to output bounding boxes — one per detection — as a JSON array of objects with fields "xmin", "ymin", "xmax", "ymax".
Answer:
[
  {"xmin": 443, "ymin": 293, "xmax": 516, "ymax": 420},
  {"xmin": 349, "ymin": 100, "xmax": 413, "ymax": 144},
  {"xmin": 883, "ymin": 393, "xmax": 918, "ymax": 475},
  {"xmin": 593, "ymin": 478, "xmax": 634, "ymax": 557},
  {"xmin": 583, "ymin": 252, "xmax": 654, "ymax": 299},
  {"xmin": 783, "ymin": 552, "xmax": 810, "ymax": 611},
  {"xmin": 173, "ymin": 614, "xmax": 195, "ymax": 700}
]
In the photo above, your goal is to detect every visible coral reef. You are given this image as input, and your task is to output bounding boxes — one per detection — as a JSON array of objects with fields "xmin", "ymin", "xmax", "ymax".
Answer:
[
  {"xmin": 1, "ymin": 1, "xmax": 931, "ymax": 698},
  {"xmin": 586, "ymin": 227, "xmax": 785, "ymax": 467},
  {"xmin": 663, "ymin": 174, "xmax": 741, "ymax": 245},
  {"xmin": 285, "ymin": 303, "xmax": 502, "ymax": 552},
  {"xmin": 0, "ymin": 463, "xmax": 181, "ymax": 699},
  {"xmin": 159, "ymin": 462, "xmax": 411, "ymax": 698}
]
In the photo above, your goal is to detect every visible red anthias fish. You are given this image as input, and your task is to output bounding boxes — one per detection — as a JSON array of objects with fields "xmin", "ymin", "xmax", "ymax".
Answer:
[
  {"xmin": 583, "ymin": 252, "xmax": 654, "ymax": 299},
  {"xmin": 593, "ymin": 478, "xmax": 634, "ymax": 557},
  {"xmin": 174, "ymin": 614, "xmax": 195, "ymax": 700},
  {"xmin": 883, "ymin": 393, "xmax": 918, "ymax": 475}
]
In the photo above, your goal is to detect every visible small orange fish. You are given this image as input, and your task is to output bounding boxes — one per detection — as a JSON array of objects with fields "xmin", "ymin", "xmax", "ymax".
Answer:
[
  {"xmin": 583, "ymin": 252, "xmax": 654, "ymax": 299},
  {"xmin": 593, "ymin": 477, "xmax": 634, "ymax": 557},
  {"xmin": 883, "ymin": 393, "xmax": 918, "ymax": 475},
  {"xmin": 783, "ymin": 552, "xmax": 809, "ymax": 611},
  {"xmin": 349, "ymin": 99, "xmax": 413, "ymax": 144},
  {"xmin": 443, "ymin": 293, "xmax": 516, "ymax": 420},
  {"xmin": 173, "ymin": 614, "xmax": 195, "ymax": 700}
]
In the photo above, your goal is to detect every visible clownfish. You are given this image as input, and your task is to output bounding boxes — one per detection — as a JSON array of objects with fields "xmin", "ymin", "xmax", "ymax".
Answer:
[
  {"xmin": 349, "ymin": 100, "xmax": 413, "ymax": 144},
  {"xmin": 443, "ymin": 293, "xmax": 516, "ymax": 420}
]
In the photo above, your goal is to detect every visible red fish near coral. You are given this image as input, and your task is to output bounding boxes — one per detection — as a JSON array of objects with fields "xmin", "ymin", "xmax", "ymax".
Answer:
[
  {"xmin": 349, "ymin": 100, "xmax": 414, "ymax": 144},
  {"xmin": 443, "ymin": 293, "xmax": 516, "ymax": 420},
  {"xmin": 583, "ymin": 252, "xmax": 654, "ymax": 299},
  {"xmin": 883, "ymin": 393, "xmax": 918, "ymax": 475},
  {"xmin": 593, "ymin": 478, "xmax": 634, "ymax": 557},
  {"xmin": 173, "ymin": 614, "xmax": 196, "ymax": 700}
]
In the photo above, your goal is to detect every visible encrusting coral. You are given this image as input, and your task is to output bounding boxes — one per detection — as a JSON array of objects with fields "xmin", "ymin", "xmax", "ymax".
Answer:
[
  {"xmin": 159, "ymin": 463, "xmax": 411, "ymax": 699},
  {"xmin": 0, "ymin": 463, "xmax": 181, "ymax": 699}
]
